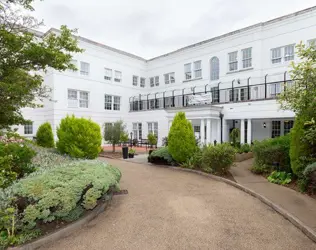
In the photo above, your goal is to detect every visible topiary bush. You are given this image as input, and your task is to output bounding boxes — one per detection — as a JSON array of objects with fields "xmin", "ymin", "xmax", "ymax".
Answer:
[
  {"xmin": 201, "ymin": 143, "xmax": 236, "ymax": 175},
  {"xmin": 148, "ymin": 147, "xmax": 175, "ymax": 165},
  {"xmin": 252, "ymin": 134, "xmax": 291, "ymax": 174},
  {"xmin": 36, "ymin": 122, "xmax": 54, "ymax": 148},
  {"xmin": 168, "ymin": 112, "xmax": 196, "ymax": 163},
  {"xmin": 237, "ymin": 143, "xmax": 251, "ymax": 154},
  {"xmin": 56, "ymin": 115, "xmax": 102, "ymax": 159},
  {"xmin": 302, "ymin": 162, "xmax": 316, "ymax": 194}
]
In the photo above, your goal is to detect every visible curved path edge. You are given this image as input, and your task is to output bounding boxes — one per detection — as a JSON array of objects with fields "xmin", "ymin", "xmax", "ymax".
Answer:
[
  {"xmin": 9, "ymin": 194, "xmax": 113, "ymax": 250},
  {"xmin": 163, "ymin": 165, "xmax": 316, "ymax": 243}
]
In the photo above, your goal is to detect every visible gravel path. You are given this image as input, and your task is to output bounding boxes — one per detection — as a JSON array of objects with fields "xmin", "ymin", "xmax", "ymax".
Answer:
[{"xmin": 43, "ymin": 159, "xmax": 316, "ymax": 250}]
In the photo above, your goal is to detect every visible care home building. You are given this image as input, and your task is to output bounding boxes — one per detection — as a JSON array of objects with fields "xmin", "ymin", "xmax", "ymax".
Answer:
[{"xmin": 18, "ymin": 6, "xmax": 316, "ymax": 146}]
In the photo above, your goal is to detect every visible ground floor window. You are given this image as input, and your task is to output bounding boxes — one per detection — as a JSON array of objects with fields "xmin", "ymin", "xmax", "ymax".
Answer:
[
  {"xmin": 133, "ymin": 123, "xmax": 142, "ymax": 140},
  {"xmin": 24, "ymin": 123, "xmax": 33, "ymax": 135},
  {"xmin": 272, "ymin": 121, "xmax": 281, "ymax": 138},
  {"xmin": 148, "ymin": 122, "xmax": 158, "ymax": 138},
  {"xmin": 284, "ymin": 120, "xmax": 294, "ymax": 135}
]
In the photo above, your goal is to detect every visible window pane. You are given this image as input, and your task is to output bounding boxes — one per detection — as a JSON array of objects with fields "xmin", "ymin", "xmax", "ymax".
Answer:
[
  {"xmin": 284, "ymin": 120, "xmax": 294, "ymax": 135},
  {"xmin": 105, "ymin": 95, "xmax": 112, "ymax": 110},
  {"xmin": 150, "ymin": 77, "xmax": 154, "ymax": 87},
  {"xmin": 80, "ymin": 62, "xmax": 90, "ymax": 75},
  {"xmin": 228, "ymin": 51, "xmax": 238, "ymax": 71},
  {"xmin": 113, "ymin": 96, "xmax": 121, "ymax": 111},
  {"xmin": 210, "ymin": 57, "xmax": 219, "ymax": 81},
  {"xmin": 170, "ymin": 73, "xmax": 175, "ymax": 83},
  {"xmin": 24, "ymin": 123, "xmax": 33, "ymax": 135},
  {"xmin": 272, "ymin": 48, "xmax": 282, "ymax": 64},
  {"xmin": 155, "ymin": 76, "xmax": 159, "ymax": 86},
  {"xmin": 242, "ymin": 48, "xmax": 252, "ymax": 68},
  {"xmin": 184, "ymin": 63, "xmax": 192, "ymax": 80},
  {"xmin": 272, "ymin": 121, "xmax": 281, "ymax": 138},
  {"xmin": 133, "ymin": 76, "xmax": 138, "ymax": 86},
  {"xmin": 194, "ymin": 61, "xmax": 201, "ymax": 70},
  {"xmin": 140, "ymin": 77, "xmax": 145, "ymax": 87},
  {"xmin": 104, "ymin": 68, "xmax": 112, "ymax": 80},
  {"xmin": 284, "ymin": 45, "xmax": 294, "ymax": 61},
  {"xmin": 114, "ymin": 71, "xmax": 122, "ymax": 82},
  {"xmin": 164, "ymin": 74, "xmax": 169, "ymax": 84},
  {"xmin": 68, "ymin": 90, "xmax": 77, "ymax": 99}
]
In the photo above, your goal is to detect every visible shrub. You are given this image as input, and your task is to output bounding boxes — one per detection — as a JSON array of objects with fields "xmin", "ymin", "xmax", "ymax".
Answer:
[
  {"xmin": 8, "ymin": 160, "xmax": 121, "ymax": 230},
  {"xmin": 252, "ymin": 135, "xmax": 291, "ymax": 174},
  {"xmin": 36, "ymin": 122, "xmax": 54, "ymax": 148},
  {"xmin": 0, "ymin": 141, "xmax": 36, "ymax": 188},
  {"xmin": 302, "ymin": 162, "xmax": 316, "ymax": 194},
  {"xmin": 147, "ymin": 133, "xmax": 157, "ymax": 147},
  {"xmin": 168, "ymin": 112, "xmax": 196, "ymax": 163},
  {"xmin": 267, "ymin": 171, "xmax": 292, "ymax": 185},
  {"xmin": 162, "ymin": 136, "xmax": 168, "ymax": 146},
  {"xmin": 148, "ymin": 147, "xmax": 174, "ymax": 165},
  {"xmin": 56, "ymin": 115, "xmax": 102, "ymax": 159},
  {"xmin": 201, "ymin": 143, "xmax": 236, "ymax": 175},
  {"xmin": 230, "ymin": 128, "xmax": 240, "ymax": 148},
  {"xmin": 238, "ymin": 143, "xmax": 251, "ymax": 154},
  {"xmin": 181, "ymin": 148, "xmax": 203, "ymax": 169}
]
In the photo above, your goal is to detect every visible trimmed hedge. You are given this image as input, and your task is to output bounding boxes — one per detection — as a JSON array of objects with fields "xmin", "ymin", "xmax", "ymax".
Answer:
[
  {"xmin": 36, "ymin": 122, "xmax": 54, "ymax": 148},
  {"xmin": 56, "ymin": 115, "xmax": 102, "ymax": 159},
  {"xmin": 168, "ymin": 112, "xmax": 196, "ymax": 163},
  {"xmin": 148, "ymin": 147, "xmax": 174, "ymax": 165},
  {"xmin": 201, "ymin": 143, "xmax": 236, "ymax": 175},
  {"xmin": 252, "ymin": 135, "xmax": 291, "ymax": 174}
]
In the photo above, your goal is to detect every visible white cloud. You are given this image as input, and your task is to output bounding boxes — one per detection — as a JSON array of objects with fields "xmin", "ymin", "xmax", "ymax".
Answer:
[{"xmin": 31, "ymin": 0, "xmax": 316, "ymax": 58}]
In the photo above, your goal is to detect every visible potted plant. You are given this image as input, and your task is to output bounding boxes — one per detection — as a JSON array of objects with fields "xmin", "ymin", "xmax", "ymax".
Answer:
[
  {"xmin": 128, "ymin": 148, "xmax": 136, "ymax": 158},
  {"xmin": 148, "ymin": 133, "xmax": 157, "ymax": 148},
  {"xmin": 120, "ymin": 132, "xmax": 129, "ymax": 159}
]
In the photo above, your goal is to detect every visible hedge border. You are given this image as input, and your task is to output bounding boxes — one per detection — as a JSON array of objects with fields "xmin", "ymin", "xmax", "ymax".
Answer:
[{"xmin": 8, "ymin": 193, "xmax": 113, "ymax": 250}]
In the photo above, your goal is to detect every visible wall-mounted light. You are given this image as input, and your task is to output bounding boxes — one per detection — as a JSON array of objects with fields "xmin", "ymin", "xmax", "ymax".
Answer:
[{"xmin": 263, "ymin": 122, "xmax": 267, "ymax": 128}]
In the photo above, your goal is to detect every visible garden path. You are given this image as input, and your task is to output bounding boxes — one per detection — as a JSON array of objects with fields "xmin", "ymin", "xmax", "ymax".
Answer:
[
  {"xmin": 230, "ymin": 159, "xmax": 316, "ymax": 232},
  {"xmin": 43, "ymin": 158, "xmax": 316, "ymax": 250}
]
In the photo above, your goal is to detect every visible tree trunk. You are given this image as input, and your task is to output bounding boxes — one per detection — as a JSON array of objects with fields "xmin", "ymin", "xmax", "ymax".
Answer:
[{"xmin": 112, "ymin": 144, "xmax": 115, "ymax": 153}]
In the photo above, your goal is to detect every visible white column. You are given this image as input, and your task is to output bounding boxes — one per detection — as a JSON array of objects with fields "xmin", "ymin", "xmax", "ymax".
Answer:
[
  {"xmin": 206, "ymin": 119, "xmax": 211, "ymax": 145},
  {"xmin": 247, "ymin": 119, "xmax": 252, "ymax": 145},
  {"xmin": 200, "ymin": 119, "xmax": 205, "ymax": 145},
  {"xmin": 223, "ymin": 119, "xmax": 228, "ymax": 142},
  {"xmin": 240, "ymin": 119, "xmax": 245, "ymax": 144},
  {"xmin": 217, "ymin": 119, "xmax": 221, "ymax": 144}
]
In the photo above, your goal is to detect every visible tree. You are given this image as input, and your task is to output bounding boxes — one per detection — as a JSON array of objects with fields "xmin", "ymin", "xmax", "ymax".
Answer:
[
  {"xmin": 36, "ymin": 122, "xmax": 54, "ymax": 148},
  {"xmin": 0, "ymin": 0, "xmax": 83, "ymax": 129},
  {"xmin": 278, "ymin": 42, "xmax": 316, "ymax": 117},
  {"xmin": 103, "ymin": 120, "xmax": 126, "ymax": 152},
  {"xmin": 168, "ymin": 112, "xmax": 196, "ymax": 163}
]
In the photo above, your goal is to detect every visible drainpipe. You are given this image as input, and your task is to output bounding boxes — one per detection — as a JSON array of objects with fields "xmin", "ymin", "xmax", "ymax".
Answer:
[
  {"xmin": 265, "ymin": 74, "xmax": 268, "ymax": 99},
  {"xmin": 192, "ymin": 86, "xmax": 196, "ymax": 95},
  {"xmin": 138, "ymin": 94, "xmax": 141, "ymax": 111},
  {"xmin": 247, "ymin": 77, "xmax": 251, "ymax": 100},
  {"xmin": 284, "ymin": 71, "xmax": 287, "ymax": 93},
  {"xmin": 155, "ymin": 93, "xmax": 158, "ymax": 109},
  {"xmin": 217, "ymin": 82, "xmax": 221, "ymax": 103},
  {"xmin": 220, "ymin": 113, "xmax": 224, "ymax": 143},
  {"xmin": 163, "ymin": 91, "xmax": 166, "ymax": 109},
  {"xmin": 232, "ymin": 80, "xmax": 235, "ymax": 102},
  {"xmin": 172, "ymin": 90, "xmax": 175, "ymax": 107},
  {"xmin": 204, "ymin": 84, "xmax": 209, "ymax": 94},
  {"xmin": 147, "ymin": 94, "xmax": 150, "ymax": 110},
  {"xmin": 182, "ymin": 88, "xmax": 185, "ymax": 107}
]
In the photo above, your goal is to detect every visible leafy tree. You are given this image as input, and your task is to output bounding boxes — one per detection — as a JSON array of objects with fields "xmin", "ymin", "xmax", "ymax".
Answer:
[
  {"xmin": 36, "ymin": 122, "xmax": 54, "ymax": 148},
  {"xmin": 103, "ymin": 120, "xmax": 126, "ymax": 152},
  {"xmin": 0, "ymin": 0, "xmax": 83, "ymax": 129},
  {"xmin": 168, "ymin": 112, "xmax": 196, "ymax": 163},
  {"xmin": 147, "ymin": 133, "xmax": 157, "ymax": 148},
  {"xmin": 278, "ymin": 42, "xmax": 316, "ymax": 117}
]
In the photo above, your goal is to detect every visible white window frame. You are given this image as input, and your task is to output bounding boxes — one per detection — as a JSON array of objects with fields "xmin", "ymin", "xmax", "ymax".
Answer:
[
  {"xmin": 104, "ymin": 95, "xmax": 112, "ymax": 110},
  {"xmin": 69, "ymin": 59, "xmax": 78, "ymax": 73},
  {"xmin": 68, "ymin": 89, "xmax": 89, "ymax": 108},
  {"xmin": 184, "ymin": 63, "xmax": 192, "ymax": 80},
  {"xmin": 242, "ymin": 48, "xmax": 252, "ymax": 69},
  {"xmin": 113, "ymin": 96, "xmax": 121, "ymax": 111},
  {"xmin": 80, "ymin": 62, "xmax": 90, "ymax": 76},
  {"xmin": 150, "ymin": 77, "xmax": 154, "ymax": 87},
  {"xmin": 284, "ymin": 44, "xmax": 295, "ymax": 62},
  {"xmin": 164, "ymin": 72, "xmax": 175, "ymax": 84},
  {"xmin": 104, "ymin": 68, "xmax": 112, "ymax": 81},
  {"xmin": 228, "ymin": 51, "xmax": 238, "ymax": 72},
  {"xmin": 133, "ymin": 75, "xmax": 138, "ymax": 86},
  {"xmin": 140, "ymin": 77, "xmax": 146, "ymax": 88},
  {"xmin": 104, "ymin": 95, "xmax": 121, "ymax": 111},
  {"xmin": 271, "ymin": 47, "xmax": 282, "ymax": 64},
  {"xmin": 148, "ymin": 122, "xmax": 158, "ymax": 138},
  {"xmin": 114, "ymin": 70, "xmax": 122, "ymax": 83},
  {"xmin": 132, "ymin": 123, "xmax": 142, "ymax": 140},
  {"xmin": 194, "ymin": 60, "xmax": 202, "ymax": 78},
  {"xmin": 155, "ymin": 76, "xmax": 159, "ymax": 86},
  {"xmin": 210, "ymin": 57, "xmax": 219, "ymax": 81},
  {"xmin": 24, "ymin": 123, "xmax": 33, "ymax": 135}
]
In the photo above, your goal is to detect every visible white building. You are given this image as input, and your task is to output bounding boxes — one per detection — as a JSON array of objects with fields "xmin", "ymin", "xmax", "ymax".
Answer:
[{"xmin": 18, "ymin": 6, "xmax": 316, "ymax": 146}]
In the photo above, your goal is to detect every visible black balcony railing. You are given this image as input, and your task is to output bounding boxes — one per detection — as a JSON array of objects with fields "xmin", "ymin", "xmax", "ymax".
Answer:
[{"xmin": 129, "ymin": 72, "xmax": 293, "ymax": 112}]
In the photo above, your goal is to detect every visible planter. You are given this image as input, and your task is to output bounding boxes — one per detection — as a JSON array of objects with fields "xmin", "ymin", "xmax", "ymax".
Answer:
[
  {"xmin": 128, "ymin": 153, "xmax": 134, "ymax": 158},
  {"xmin": 122, "ymin": 146, "xmax": 128, "ymax": 159},
  {"xmin": 234, "ymin": 152, "xmax": 254, "ymax": 162}
]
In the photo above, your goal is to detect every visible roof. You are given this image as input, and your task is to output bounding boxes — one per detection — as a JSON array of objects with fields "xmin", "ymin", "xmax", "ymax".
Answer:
[{"xmin": 42, "ymin": 5, "xmax": 316, "ymax": 62}]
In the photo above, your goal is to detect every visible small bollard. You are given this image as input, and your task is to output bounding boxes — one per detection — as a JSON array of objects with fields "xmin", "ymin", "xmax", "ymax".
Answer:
[{"xmin": 214, "ymin": 140, "xmax": 217, "ymax": 145}]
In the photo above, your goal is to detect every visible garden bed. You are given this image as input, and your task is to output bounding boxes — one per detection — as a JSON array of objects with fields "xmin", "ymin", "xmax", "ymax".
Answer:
[{"xmin": 234, "ymin": 152, "xmax": 253, "ymax": 162}]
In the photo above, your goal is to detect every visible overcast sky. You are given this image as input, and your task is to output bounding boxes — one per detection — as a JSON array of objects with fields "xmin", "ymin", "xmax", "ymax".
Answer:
[{"xmin": 31, "ymin": 0, "xmax": 316, "ymax": 59}]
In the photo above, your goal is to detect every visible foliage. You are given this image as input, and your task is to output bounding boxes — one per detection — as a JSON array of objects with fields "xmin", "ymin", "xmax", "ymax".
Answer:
[
  {"xmin": 148, "ymin": 147, "xmax": 175, "ymax": 165},
  {"xmin": 302, "ymin": 162, "xmax": 316, "ymax": 194},
  {"xmin": 278, "ymin": 42, "xmax": 316, "ymax": 117},
  {"xmin": 120, "ymin": 132, "xmax": 129, "ymax": 146},
  {"xmin": 56, "ymin": 115, "xmax": 102, "ymax": 159},
  {"xmin": 128, "ymin": 148, "xmax": 135, "ymax": 154},
  {"xmin": 181, "ymin": 148, "xmax": 203, "ymax": 169},
  {"xmin": 230, "ymin": 128, "xmax": 240, "ymax": 148},
  {"xmin": 147, "ymin": 133, "xmax": 157, "ymax": 147},
  {"xmin": 201, "ymin": 143, "xmax": 236, "ymax": 175},
  {"xmin": 237, "ymin": 143, "xmax": 251, "ymax": 154},
  {"xmin": 36, "ymin": 122, "xmax": 54, "ymax": 148},
  {"xmin": 267, "ymin": 171, "xmax": 292, "ymax": 185},
  {"xmin": 103, "ymin": 120, "xmax": 126, "ymax": 152},
  {"xmin": 168, "ymin": 112, "xmax": 196, "ymax": 163},
  {"xmin": 252, "ymin": 135, "xmax": 291, "ymax": 174},
  {"xmin": 0, "ymin": 140, "xmax": 36, "ymax": 188},
  {"xmin": 162, "ymin": 136, "xmax": 168, "ymax": 146},
  {"xmin": 0, "ymin": 0, "xmax": 83, "ymax": 129}
]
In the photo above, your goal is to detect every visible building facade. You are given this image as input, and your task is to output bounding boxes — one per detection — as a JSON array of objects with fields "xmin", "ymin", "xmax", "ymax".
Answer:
[{"xmin": 17, "ymin": 6, "xmax": 316, "ymax": 146}]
